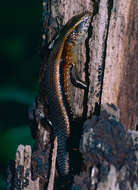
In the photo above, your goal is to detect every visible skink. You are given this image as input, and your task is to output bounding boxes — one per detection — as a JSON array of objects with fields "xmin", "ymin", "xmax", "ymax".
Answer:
[{"xmin": 44, "ymin": 12, "xmax": 92, "ymax": 176}]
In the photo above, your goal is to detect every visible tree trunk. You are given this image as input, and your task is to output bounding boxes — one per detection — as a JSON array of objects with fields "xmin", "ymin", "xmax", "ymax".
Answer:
[
  {"xmin": 7, "ymin": 0, "xmax": 137, "ymax": 189},
  {"xmin": 101, "ymin": 0, "xmax": 137, "ymax": 130}
]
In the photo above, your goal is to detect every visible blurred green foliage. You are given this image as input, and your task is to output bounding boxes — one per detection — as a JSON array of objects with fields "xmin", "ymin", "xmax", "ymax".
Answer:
[{"xmin": 0, "ymin": 0, "xmax": 42, "ymax": 189}]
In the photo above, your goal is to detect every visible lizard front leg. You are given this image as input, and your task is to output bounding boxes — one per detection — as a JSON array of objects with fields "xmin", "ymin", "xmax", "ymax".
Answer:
[{"xmin": 70, "ymin": 63, "xmax": 87, "ymax": 89}]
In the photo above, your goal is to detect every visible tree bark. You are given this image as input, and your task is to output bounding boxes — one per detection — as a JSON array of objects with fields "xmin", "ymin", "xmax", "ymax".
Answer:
[
  {"xmin": 7, "ymin": 0, "xmax": 138, "ymax": 189},
  {"xmin": 101, "ymin": 0, "xmax": 137, "ymax": 130}
]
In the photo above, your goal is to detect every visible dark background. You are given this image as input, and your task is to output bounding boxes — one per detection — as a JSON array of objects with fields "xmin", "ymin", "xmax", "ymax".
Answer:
[{"xmin": 0, "ymin": 0, "xmax": 41, "ymax": 188}]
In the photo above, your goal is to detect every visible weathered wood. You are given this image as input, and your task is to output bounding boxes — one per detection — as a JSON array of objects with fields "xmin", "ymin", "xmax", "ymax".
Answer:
[
  {"xmin": 72, "ymin": 104, "xmax": 138, "ymax": 190},
  {"xmin": 101, "ymin": 0, "xmax": 137, "ymax": 130},
  {"xmin": 7, "ymin": 0, "xmax": 137, "ymax": 189},
  {"xmin": 47, "ymin": 137, "xmax": 57, "ymax": 190},
  {"xmin": 8, "ymin": 105, "xmax": 138, "ymax": 190},
  {"xmin": 87, "ymin": 0, "xmax": 110, "ymax": 116},
  {"xmin": 15, "ymin": 145, "xmax": 40, "ymax": 190}
]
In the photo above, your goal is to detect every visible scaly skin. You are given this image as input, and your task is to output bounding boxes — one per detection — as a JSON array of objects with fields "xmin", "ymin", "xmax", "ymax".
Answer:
[{"xmin": 44, "ymin": 12, "xmax": 92, "ymax": 176}]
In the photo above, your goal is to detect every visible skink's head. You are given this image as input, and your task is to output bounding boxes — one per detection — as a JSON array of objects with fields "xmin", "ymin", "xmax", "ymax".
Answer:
[
  {"xmin": 66, "ymin": 11, "xmax": 92, "ymax": 45},
  {"xmin": 48, "ymin": 12, "xmax": 92, "ymax": 50}
]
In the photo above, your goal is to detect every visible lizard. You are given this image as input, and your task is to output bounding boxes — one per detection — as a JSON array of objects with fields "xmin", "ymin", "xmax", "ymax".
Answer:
[{"xmin": 44, "ymin": 11, "xmax": 92, "ymax": 176}]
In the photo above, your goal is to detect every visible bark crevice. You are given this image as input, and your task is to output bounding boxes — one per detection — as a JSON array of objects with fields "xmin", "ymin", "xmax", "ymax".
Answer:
[{"xmin": 6, "ymin": 0, "xmax": 137, "ymax": 189}]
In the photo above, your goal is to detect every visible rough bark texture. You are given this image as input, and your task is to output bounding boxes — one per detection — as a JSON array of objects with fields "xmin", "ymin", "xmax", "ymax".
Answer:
[
  {"xmin": 101, "ymin": 0, "xmax": 138, "ymax": 130},
  {"xmin": 7, "ymin": 105, "xmax": 138, "ymax": 190},
  {"xmin": 72, "ymin": 104, "xmax": 138, "ymax": 190},
  {"xmin": 7, "ymin": 0, "xmax": 138, "ymax": 189},
  {"xmin": 87, "ymin": 0, "xmax": 109, "ymax": 115}
]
